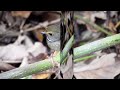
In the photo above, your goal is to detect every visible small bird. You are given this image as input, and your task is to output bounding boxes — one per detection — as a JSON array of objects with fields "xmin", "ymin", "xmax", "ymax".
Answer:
[{"xmin": 41, "ymin": 22, "xmax": 60, "ymax": 51}]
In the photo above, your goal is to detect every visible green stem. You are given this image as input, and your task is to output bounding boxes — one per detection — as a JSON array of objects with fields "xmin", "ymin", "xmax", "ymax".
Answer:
[
  {"xmin": 74, "ymin": 55, "xmax": 96, "ymax": 63},
  {"xmin": 0, "ymin": 34, "xmax": 120, "ymax": 79},
  {"xmin": 74, "ymin": 34, "xmax": 120, "ymax": 59},
  {"xmin": 0, "ymin": 59, "xmax": 54, "ymax": 79},
  {"xmin": 0, "ymin": 36, "xmax": 74, "ymax": 79}
]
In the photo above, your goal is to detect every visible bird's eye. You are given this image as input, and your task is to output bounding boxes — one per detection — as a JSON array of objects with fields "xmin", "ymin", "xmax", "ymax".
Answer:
[{"xmin": 48, "ymin": 33, "xmax": 53, "ymax": 36}]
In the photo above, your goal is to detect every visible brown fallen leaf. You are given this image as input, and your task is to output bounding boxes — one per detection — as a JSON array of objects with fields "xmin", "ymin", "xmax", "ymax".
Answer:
[
  {"xmin": 11, "ymin": 11, "xmax": 32, "ymax": 18},
  {"xmin": 75, "ymin": 11, "xmax": 107, "ymax": 23},
  {"xmin": 60, "ymin": 55, "xmax": 73, "ymax": 79},
  {"xmin": 74, "ymin": 62, "xmax": 120, "ymax": 79},
  {"xmin": 0, "ymin": 61, "xmax": 15, "ymax": 71},
  {"xmin": 90, "ymin": 11, "xmax": 107, "ymax": 23},
  {"xmin": 0, "ymin": 36, "xmax": 47, "ymax": 63},
  {"xmin": 74, "ymin": 53, "xmax": 118, "ymax": 79},
  {"xmin": 32, "ymin": 73, "xmax": 51, "ymax": 79}
]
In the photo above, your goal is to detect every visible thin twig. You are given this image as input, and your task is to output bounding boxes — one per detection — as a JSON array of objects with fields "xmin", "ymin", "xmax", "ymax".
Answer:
[
  {"xmin": 23, "ymin": 18, "xmax": 60, "ymax": 33},
  {"xmin": 0, "ymin": 18, "xmax": 60, "ymax": 37}
]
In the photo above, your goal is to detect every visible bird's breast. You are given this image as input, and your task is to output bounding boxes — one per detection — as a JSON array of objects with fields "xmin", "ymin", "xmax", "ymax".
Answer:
[{"xmin": 47, "ymin": 40, "xmax": 60, "ymax": 51}]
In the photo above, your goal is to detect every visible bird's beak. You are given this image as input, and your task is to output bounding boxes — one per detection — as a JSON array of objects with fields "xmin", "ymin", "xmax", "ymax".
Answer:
[
  {"xmin": 41, "ymin": 31, "xmax": 52, "ymax": 35},
  {"xmin": 41, "ymin": 32, "xmax": 47, "ymax": 35}
]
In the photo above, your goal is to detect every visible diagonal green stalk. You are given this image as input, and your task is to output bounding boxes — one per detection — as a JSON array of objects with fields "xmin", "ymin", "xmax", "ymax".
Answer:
[
  {"xmin": 0, "ymin": 36, "xmax": 74, "ymax": 79},
  {"xmin": 0, "ymin": 34, "xmax": 120, "ymax": 79},
  {"xmin": 74, "ymin": 34, "xmax": 120, "ymax": 59},
  {"xmin": 74, "ymin": 55, "xmax": 96, "ymax": 63}
]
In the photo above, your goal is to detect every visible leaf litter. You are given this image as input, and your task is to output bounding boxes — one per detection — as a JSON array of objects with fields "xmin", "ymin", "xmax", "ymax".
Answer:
[
  {"xmin": 74, "ymin": 52, "xmax": 120, "ymax": 79},
  {"xmin": 0, "ymin": 11, "xmax": 120, "ymax": 79}
]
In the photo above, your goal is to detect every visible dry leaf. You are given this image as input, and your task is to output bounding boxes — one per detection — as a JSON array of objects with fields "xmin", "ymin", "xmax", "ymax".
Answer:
[
  {"xmin": 32, "ymin": 73, "xmax": 51, "ymax": 79},
  {"xmin": 0, "ymin": 41, "xmax": 47, "ymax": 63},
  {"xmin": 75, "ymin": 11, "xmax": 107, "ymax": 22},
  {"xmin": 74, "ymin": 53, "xmax": 116, "ymax": 72},
  {"xmin": 60, "ymin": 55, "xmax": 73, "ymax": 79},
  {"xmin": 0, "ymin": 24, "xmax": 7, "ymax": 34},
  {"xmin": 90, "ymin": 11, "xmax": 107, "ymax": 23},
  {"xmin": 108, "ymin": 11, "xmax": 118, "ymax": 17},
  {"xmin": 74, "ymin": 53, "xmax": 117, "ymax": 79},
  {"xmin": 11, "ymin": 11, "xmax": 32, "ymax": 18},
  {"xmin": 24, "ymin": 35, "xmax": 34, "ymax": 48},
  {"xmin": 0, "ymin": 44, "xmax": 28, "ymax": 61},
  {"xmin": 27, "ymin": 42, "xmax": 47, "ymax": 57},
  {"xmin": 74, "ymin": 62, "xmax": 120, "ymax": 79},
  {"xmin": 0, "ymin": 61, "xmax": 15, "ymax": 71}
]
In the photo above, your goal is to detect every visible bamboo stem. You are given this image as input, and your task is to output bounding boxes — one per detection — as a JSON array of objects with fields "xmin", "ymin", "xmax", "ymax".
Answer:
[{"xmin": 0, "ymin": 34, "xmax": 120, "ymax": 79}]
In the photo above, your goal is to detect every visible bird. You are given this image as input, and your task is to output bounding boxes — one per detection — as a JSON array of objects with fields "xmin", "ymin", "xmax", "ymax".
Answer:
[{"xmin": 41, "ymin": 22, "xmax": 60, "ymax": 51}]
